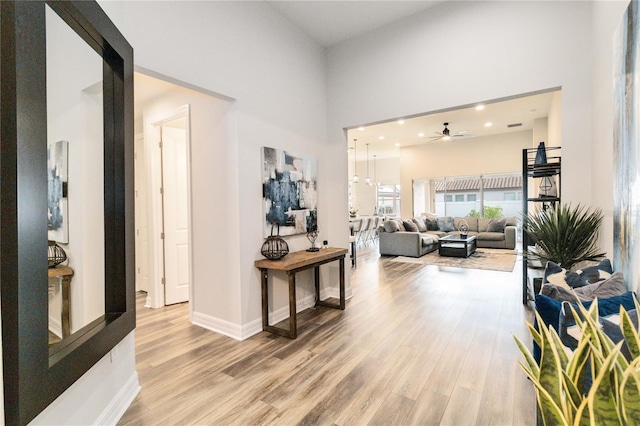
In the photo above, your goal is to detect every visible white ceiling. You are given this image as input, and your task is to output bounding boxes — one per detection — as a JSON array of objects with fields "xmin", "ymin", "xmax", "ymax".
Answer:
[
  {"xmin": 261, "ymin": 1, "xmax": 559, "ymax": 161},
  {"xmin": 347, "ymin": 90, "xmax": 558, "ymax": 160},
  {"xmin": 264, "ymin": 0, "xmax": 445, "ymax": 47}
]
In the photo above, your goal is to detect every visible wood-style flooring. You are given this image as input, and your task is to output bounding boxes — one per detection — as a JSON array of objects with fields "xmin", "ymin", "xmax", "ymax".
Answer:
[{"xmin": 119, "ymin": 244, "xmax": 536, "ymax": 425}]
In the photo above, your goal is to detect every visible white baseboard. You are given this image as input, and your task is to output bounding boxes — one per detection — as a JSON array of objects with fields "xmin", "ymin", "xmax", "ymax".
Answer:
[
  {"xmin": 191, "ymin": 291, "xmax": 331, "ymax": 341},
  {"xmin": 48, "ymin": 316, "xmax": 62, "ymax": 339},
  {"xmin": 95, "ymin": 371, "xmax": 140, "ymax": 426}
]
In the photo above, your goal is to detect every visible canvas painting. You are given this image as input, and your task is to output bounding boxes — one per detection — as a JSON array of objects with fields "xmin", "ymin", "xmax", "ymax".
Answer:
[
  {"xmin": 262, "ymin": 146, "xmax": 317, "ymax": 237},
  {"xmin": 48, "ymin": 140, "xmax": 69, "ymax": 243},
  {"xmin": 614, "ymin": 0, "xmax": 640, "ymax": 292}
]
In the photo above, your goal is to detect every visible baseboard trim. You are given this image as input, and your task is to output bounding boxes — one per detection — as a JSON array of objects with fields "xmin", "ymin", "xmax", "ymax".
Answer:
[
  {"xmin": 95, "ymin": 371, "xmax": 140, "ymax": 426},
  {"xmin": 192, "ymin": 311, "xmax": 246, "ymax": 341},
  {"xmin": 191, "ymin": 292, "xmax": 324, "ymax": 341}
]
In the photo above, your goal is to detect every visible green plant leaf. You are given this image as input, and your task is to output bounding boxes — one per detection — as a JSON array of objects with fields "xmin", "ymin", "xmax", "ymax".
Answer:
[
  {"xmin": 533, "ymin": 381, "xmax": 570, "ymax": 426},
  {"xmin": 529, "ymin": 321, "xmax": 542, "ymax": 349},
  {"xmin": 522, "ymin": 203, "xmax": 605, "ymax": 269},
  {"xmin": 620, "ymin": 308, "xmax": 640, "ymax": 360},
  {"xmin": 586, "ymin": 343, "xmax": 624, "ymax": 425},
  {"xmin": 573, "ymin": 397, "xmax": 591, "ymax": 426},
  {"xmin": 538, "ymin": 315, "xmax": 569, "ymax": 416},
  {"xmin": 562, "ymin": 369, "xmax": 583, "ymax": 414},
  {"xmin": 620, "ymin": 360, "xmax": 640, "ymax": 424},
  {"xmin": 514, "ymin": 334, "xmax": 540, "ymax": 377}
]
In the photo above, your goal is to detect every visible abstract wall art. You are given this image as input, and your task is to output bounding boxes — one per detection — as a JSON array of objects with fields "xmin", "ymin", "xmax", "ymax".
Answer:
[
  {"xmin": 262, "ymin": 146, "xmax": 317, "ymax": 237},
  {"xmin": 48, "ymin": 140, "xmax": 69, "ymax": 243},
  {"xmin": 614, "ymin": 0, "xmax": 640, "ymax": 292}
]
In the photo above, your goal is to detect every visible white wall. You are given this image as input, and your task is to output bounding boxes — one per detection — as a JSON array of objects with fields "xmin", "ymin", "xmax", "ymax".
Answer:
[
  {"xmin": 349, "ymin": 156, "xmax": 399, "ymax": 215},
  {"xmin": 31, "ymin": 334, "xmax": 139, "ymax": 425},
  {"xmin": 136, "ymin": 77, "xmax": 241, "ymax": 326},
  {"xmin": 105, "ymin": 0, "xmax": 330, "ymax": 330},
  {"xmin": 327, "ymin": 0, "xmax": 595, "ymax": 223}
]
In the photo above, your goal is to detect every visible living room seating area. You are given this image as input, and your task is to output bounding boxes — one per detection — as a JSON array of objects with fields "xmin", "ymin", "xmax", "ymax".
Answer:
[{"xmin": 378, "ymin": 215, "xmax": 517, "ymax": 258}]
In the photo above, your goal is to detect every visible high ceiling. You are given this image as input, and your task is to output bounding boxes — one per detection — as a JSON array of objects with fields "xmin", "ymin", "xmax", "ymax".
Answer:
[
  {"xmin": 260, "ymin": 2, "xmax": 559, "ymax": 161},
  {"xmin": 347, "ymin": 90, "xmax": 559, "ymax": 160},
  {"xmin": 264, "ymin": 1, "xmax": 445, "ymax": 48}
]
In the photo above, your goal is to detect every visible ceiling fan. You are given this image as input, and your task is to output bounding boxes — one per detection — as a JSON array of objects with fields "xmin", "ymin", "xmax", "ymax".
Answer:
[{"xmin": 429, "ymin": 122, "xmax": 474, "ymax": 142}]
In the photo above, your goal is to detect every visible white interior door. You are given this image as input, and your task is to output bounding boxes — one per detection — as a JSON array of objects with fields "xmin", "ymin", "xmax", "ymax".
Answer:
[
  {"xmin": 161, "ymin": 119, "xmax": 190, "ymax": 305},
  {"xmin": 134, "ymin": 133, "xmax": 150, "ymax": 294}
]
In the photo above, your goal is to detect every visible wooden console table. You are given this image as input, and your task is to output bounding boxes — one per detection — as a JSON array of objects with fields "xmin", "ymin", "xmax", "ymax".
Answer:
[
  {"xmin": 255, "ymin": 247, "xmax": 347, "ymax": 339},
  {"xmin": 48, "ymin": 265, "xmax": 74, "ymax": 338}
]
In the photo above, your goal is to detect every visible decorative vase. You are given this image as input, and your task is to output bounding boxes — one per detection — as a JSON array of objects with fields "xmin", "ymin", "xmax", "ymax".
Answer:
[
  {"xmin": 48, "ymin": 240, "xmax": 67, "ymax": 268},
  {"xmin": 261, "ymin": 223, "xmax": 289, "ymax": 260}
]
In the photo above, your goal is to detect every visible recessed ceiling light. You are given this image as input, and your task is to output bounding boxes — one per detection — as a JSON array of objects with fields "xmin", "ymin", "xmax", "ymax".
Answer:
[
  {"xmin": 358, "ymin": 126, "xmax": 365, "ymax": 131},
  {"xmin": 394, "ymin": 143, "xmax": 400, "ymax": 147},
  {"xmin": 485, "ymin": 122, "xmax": 493, "ymax": 127},
  {"xmin": 418, "ymin": 133, "xmax": 425, "ymax": 137},
  {"xmin": 397, "ymin": 120, "xmax": 405, "ymax": 125},
  {"xmin": 378, "ymin": 136, "xmax": 384, "ymax": 140},
  {"xmin": 476, "ymin": 105, "xmax": 485, "ymax": 111}
]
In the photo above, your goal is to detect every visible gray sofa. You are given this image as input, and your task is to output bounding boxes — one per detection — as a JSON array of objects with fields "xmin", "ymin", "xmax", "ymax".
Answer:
[
  {"xmin": 378, "ymin": 229, "xmax": 439, "ymax": 258},
  {"xmin": 378, "ymin": 216, "xmax": 517, "ymax": 257}
]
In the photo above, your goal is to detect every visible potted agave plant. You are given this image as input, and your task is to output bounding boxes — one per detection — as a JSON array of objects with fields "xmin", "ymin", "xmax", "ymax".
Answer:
[
  {"xmin": 522, "ymin": 203, "xmax": 605, "ymax": 269},
  {"xmin": 514, "ymin": 299, "xmax": 640, "ymax": 425}
]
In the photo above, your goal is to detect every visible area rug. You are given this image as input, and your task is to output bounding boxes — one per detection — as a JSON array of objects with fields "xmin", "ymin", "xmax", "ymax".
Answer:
[{"xmin": 389, "ymin": 248, "xmax": 518, "ymax": 272}]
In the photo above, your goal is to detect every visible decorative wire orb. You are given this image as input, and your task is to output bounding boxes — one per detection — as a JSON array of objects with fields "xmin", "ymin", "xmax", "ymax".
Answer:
[
  {"xmin": 458, "ymin": 220, "xmax": 469, "ymax": 238},
  {"xmin": 261, "ymin": 223, "xmax": 289, "ymax": 260},
  {"xmin": 48, "ymin": 240, "xmax": 67, "ymax": 268},
  {"xmin": 306, "ymin": 229, "xmax": 320, "ymax": 252}
]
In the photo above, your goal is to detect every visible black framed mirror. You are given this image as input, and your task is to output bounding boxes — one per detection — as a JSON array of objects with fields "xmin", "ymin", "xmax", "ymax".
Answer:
[{"xmin": 1, "ymin": 1, "xmax": 134, "ymax": 424}]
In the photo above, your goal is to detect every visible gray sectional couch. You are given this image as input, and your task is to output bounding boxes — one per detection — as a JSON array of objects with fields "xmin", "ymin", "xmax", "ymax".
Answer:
[{"xmin": 378, "ymin": 216, "xmax": 517, "ymax": 258}]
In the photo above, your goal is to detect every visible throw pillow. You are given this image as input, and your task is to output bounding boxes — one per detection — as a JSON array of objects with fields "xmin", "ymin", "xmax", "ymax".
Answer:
[
  {"xmin": 486, "ymin": 218, "xmax": 506, "ymax": 233},
  {"xmin": 539, "ymin": 284, "xmax": 577, "ymax": 303},
  {"xmin": 411, "ymin": 217, "xmax": 427, "ymax": 232},
  {"xmin": 403, "ymin": 220, "xmax": 418, "ymax": 232},
  {"xmin": 558, "ymin": 292, "xmax": 638, "ymax": 351},
  {"xmin": 533, "ymin": 291, "xmax": 637, "ymax": 363},
  {"xmin": 436, "ymin": 216, "xmax": 455, "ymax": 232},
  {"xmin": 573, "ymin": 271, "xmax": 626, "ymax": 301},
  {"xmin": 425, "ymin": 218, "xmax": 439, "ymax": 231},
  {"xmin": 383, "ymin": 220, "xmax": 401, "ymax": 233},
  {"xmin": 540, "ymin": 271, "xmax": 627, "ymax": 303},
  {"xmin": 543, "ymin": 259, "xmax": 613, "ymax": 288}
]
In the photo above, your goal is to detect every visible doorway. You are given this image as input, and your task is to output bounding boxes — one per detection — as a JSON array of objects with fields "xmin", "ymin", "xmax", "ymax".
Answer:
[{"xmin": 143, "ymin": 105, "xmax": 192, "ymax": 307}]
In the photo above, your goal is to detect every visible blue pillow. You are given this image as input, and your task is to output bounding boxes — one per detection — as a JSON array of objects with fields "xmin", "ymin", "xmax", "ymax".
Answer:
[
  {"xmin": 436, "ymin": 216, "xmax": 455, "ymax": 232},
  {"xmin": 533, "ymin": 291, "xmax": 637, "ymax": 363}
]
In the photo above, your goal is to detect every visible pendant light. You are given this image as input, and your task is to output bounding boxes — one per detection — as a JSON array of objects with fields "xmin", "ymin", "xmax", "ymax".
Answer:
[
  {"xmin": 365, "ymin": 143, "xmax": 371, "ymax": 185},
  {"xmin": 373, "ymin": 154, "xmax": 378, "ymax": 186},
  {"xmin": 352, "ymin": 139, "xmax": 359, "ymax": 183}
]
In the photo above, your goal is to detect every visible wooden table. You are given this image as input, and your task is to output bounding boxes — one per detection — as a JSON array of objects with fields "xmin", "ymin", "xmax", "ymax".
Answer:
[
  {"xmin": 255, "ymin": 247, "xmax": 347, "ymax": 339},
  {"xmin": 48, "ymin": 265, "xmax": 74, "ymax": 338}
]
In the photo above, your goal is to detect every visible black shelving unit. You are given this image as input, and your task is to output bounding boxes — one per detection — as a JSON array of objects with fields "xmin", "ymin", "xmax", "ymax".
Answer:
[{"xmin": 522, "ymin": 146, "xmax": 561, "ymax": 305}]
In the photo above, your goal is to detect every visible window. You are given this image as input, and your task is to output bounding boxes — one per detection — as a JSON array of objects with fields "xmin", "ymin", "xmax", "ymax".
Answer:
[
  {"xmin": 504, "ymin": 191, "xmax": 522, "ymax": 201},
  {"xmin": 434, "ymin": 173, "xmax": 522, "ymax": 218},
  {"xmin": 377, "ymin": 184, "xmax": 401, "ymax": 215}
]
